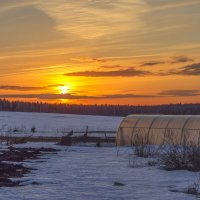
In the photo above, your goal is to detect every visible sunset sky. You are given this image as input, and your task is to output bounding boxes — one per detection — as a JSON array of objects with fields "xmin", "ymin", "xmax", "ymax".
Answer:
[{"xmin": 0, "ymin": 0, "xmax": 200, "ymax": 105}]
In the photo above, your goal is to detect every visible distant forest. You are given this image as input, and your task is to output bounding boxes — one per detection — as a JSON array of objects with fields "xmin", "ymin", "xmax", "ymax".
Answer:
[{"xmin": 0, "ymin": 99, "xmax": 200, "ymax": 116}]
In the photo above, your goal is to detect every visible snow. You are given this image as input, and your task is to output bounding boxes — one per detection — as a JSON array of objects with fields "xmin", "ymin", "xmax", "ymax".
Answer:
[
  {"xmin": 0, "ymin": 111, "xmax": 122, "ymax": 137},
  {"xmin": 0, "ymin": 112, "xmax": 198, "ymax": 199},
  {"xmin": 0, "ymin": 143, "xmax": 197, "ymax": 200}
]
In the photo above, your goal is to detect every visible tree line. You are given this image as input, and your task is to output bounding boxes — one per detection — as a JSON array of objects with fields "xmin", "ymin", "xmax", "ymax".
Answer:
[{"xmin": 0, "ymin": 99, "xmax": 200, "ymax": 116}]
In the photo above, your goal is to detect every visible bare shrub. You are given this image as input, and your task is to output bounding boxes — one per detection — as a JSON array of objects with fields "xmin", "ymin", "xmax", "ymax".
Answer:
[
  {"xmin": 160, "ymin": 145, "xmax": 189, "ymax": 170},
  {"xmin": 133, "ymin": 132, "xmax": 149, "ymax": 157},
  {"xmin": 161, "ymin": 132, "xmax": 200, "ymax": 171},
  {"xmin": 131, "ymin": 130, "xmax": 159, "ymax": 158},
  {"xmin": 186, "ymin": 145, "xmax": 200, "ymax": 171},
  {"xmin": 128, "ymin": 129, "xmax": 200, "ymax": 172}
]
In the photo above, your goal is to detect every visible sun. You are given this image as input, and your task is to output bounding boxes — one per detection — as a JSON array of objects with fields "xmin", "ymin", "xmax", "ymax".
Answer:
[{"xmin": 58, "ymin": 85, "xmax": 70, "ymax": 94}]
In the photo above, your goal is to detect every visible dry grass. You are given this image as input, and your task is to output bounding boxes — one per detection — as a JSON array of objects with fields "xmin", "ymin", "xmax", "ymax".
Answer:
[{"xmin": 129, "ymin": 129, "xmax": 200, "ymax": 172}]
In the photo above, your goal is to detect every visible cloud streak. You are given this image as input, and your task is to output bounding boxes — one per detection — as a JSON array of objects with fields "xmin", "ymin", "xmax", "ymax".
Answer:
[
  {"xmin": 1, "ymin": 89, "xmax": 200, "ymax": 101},
  {"xmin": 0, "ymin": 93, "xmax": 155, "ymax": 100},
  {"xmin": 64, "ymin": 61, "xmax": 200, "ymax": 78},
  {"xmin": 37, "ymin": 0, "xmax": 147, "ymax": 39},
  {"xmin": 171, "ymin": 56, "xmax": 194, "ymax": 64},
  {"xmin": 141, "ymin": 61, "xmax": 164, "ymax": 66},
  {"xmin": 0, "ymin": 84, "xmax": 64, "ymax": 91},
  {"xmin": 158, "ymin": 90, "xmax": 200, "ymax": 97},
  {"xmin": 64, "ymin": 68, "xmax": 151, "ymax": 77},
  {"xmin": 142, "ymin": 56, "xmax": 194, "ymax": 66},
  {"xmin": 169, "ymin": 63, "xmax": 200, "ymax": 76},
  {"xmin": 0, "ymin": 85, "xmax": 45, "ymax": 91}
]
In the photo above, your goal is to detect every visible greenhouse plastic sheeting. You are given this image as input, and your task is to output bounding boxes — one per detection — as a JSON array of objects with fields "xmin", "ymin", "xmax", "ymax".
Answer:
[{"xmin": 116, "ymin": 115, "xmax": 200, "ymax": 146}]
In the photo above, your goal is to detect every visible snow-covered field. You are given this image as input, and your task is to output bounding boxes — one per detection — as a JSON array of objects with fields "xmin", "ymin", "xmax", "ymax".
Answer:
[
  {"xmin": 0, "ymin": 111, "xmax": 122, "ymax": 137},
  {"xmin": 0, "ymin": 111, "xmax": 198, "ymax": 199},
  {"xmin": 0, "ymin": 142, "xmax": 197, "ymax": 200}
]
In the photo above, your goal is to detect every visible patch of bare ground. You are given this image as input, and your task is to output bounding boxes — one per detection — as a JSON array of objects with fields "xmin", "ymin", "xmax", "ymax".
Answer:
[{"xmin": 0, "ymin": 146, "xmax": 58, "ymax": 187}]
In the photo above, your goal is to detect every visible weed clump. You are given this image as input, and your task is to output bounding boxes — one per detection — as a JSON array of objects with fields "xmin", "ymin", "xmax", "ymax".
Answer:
[{"xmin": 129, "ymin": 130, "xmax": 200, "ymax": 172}]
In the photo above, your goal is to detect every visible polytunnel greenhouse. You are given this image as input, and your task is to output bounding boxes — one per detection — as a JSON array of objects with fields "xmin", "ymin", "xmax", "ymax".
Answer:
[{"xmin": 116, "ymin": 115, "xmax": 200, "ymax": 146}]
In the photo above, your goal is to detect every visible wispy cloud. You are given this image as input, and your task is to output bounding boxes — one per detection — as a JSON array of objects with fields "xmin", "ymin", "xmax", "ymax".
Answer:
[
  {"xmin": 64, "ymin": 68, "xmax": 151, "ymax": 77},
  {"xmin": 0, "ymin": 84, "xmax": 64, "ymax": 91},
  {"xmin": 71, "ymin": 57, "xmax": 107, "ymax": 63},
  {"xmin": 0, "ymin": 85, "xmax": 44, "ymax": 91},
  {"xmin": 0, "ymin": 0, "xmax": 36, "ymax": 13},
  {"xmin": 2, "ymin": 88, "xmax": 200, "ymax": 100},
  {"xmin": 0, "ymin": 93, "xmax": 155, "ymax": 100},
  {"xmin": 37, "ymin": 0, "xmax": 147, "ymax": 39},
  {"xmin": 99, "ymin": 65, "xmax": 125, "ymax": 69},
  {"xmin": 141, "ymin": 61, "xmax": 164, "ymax": 66},
  {"xmin": 171, "ymin": 63, "xmax": 200, "ymax": 76},
  {"xmin": 64, "ymin": 60, "xmax": 200, "ymax": 77},
  {"xmin": 158, "ymin": 90, "xmax": 200, "ymax": 97},
  {"xmin": 146, "ymin": 0, "xmax": 200, "ymax": 12},
  {"xmin": 171, "ymin": 56, "xmax": 194, "ymax": 64},
  {"xmin": 140, "ymin": 55, "xmax": 194, "ymax": 67},
  {"xmin": 100, "ymin": 94, "xmax": 155, "ymax": 98}
]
